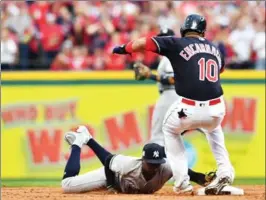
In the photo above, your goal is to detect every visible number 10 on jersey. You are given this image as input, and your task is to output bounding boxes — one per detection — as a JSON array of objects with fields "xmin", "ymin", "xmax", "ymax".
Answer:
[{"xmin": 198, "ymin": 58, "xmax": 218, "ymax": 82}]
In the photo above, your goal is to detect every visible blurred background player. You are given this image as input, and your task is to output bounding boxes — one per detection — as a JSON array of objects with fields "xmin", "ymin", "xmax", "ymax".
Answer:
[
  {"xmin": 62, "ymin": 126, "xmax": 214, "ymax": 194},
  {"xmin": 134, "ymin": 28, "xmax": 176, "ymax": 147}
]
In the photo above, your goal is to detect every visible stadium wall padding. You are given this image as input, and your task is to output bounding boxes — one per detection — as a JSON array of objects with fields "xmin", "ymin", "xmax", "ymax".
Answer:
[{"xmin": 1, "ymin": 70, "xmax": 265, "ymax": 179}]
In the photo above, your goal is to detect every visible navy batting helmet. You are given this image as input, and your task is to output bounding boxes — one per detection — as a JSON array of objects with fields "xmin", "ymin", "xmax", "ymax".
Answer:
[
  {"xmin": 157, "ymin": 28, "xmax": 175, "ymax": 37},
  {"xmin": 180, "ymin": 14, "xmax": 206, "ymax": 37}
]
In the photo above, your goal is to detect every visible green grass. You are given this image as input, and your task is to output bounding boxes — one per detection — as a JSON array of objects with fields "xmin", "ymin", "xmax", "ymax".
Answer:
[
  {"xmin": 1, "ymin": 178, "xmax": 265, "ymax": 187},
  {"xmin": 2, "ymin": 79, "xmax": 265, "ymax": 86}
]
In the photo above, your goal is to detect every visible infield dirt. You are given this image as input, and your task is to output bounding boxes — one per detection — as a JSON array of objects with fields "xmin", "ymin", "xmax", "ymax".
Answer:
[{"xmin": 2, "ymin": 185, "xmax": 264, "ymax": 200}]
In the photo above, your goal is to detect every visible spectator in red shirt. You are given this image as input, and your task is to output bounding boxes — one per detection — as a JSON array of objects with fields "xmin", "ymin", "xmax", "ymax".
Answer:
[
  {"xmin": 91, "ymin": 48, "xmax": 106, "ymax": 70},
  {"xmin": 51, "ymin": 41, "xmax": 72, "ymax": 71},
  {"xmin": 105, "ymin": 52, "xmax": 127, "ymax": 70},
  {"xmin": 29, "ymin": 2, "xmax": 51, "ymax": 28},
  {"xmin": 85, "ymin": 12, "xmax": 114, "ymax": 53},
  {"xmin": 39, "ymin": 13, "xmax": 64, "ymax": 68},
  {"xmin": 111, "ymin": 2, "xmax": 138, "ymax": 32},
  {"xmin": 71, "ymin": 14, "xmax": 88, "ymax": 46},
  {"xmin": 104, "ymin": 32, "xmax": 126, "ymax": 70},
  {"xmin": 69, "ymin": 46, "xmax": 91, "ymax": 70}
]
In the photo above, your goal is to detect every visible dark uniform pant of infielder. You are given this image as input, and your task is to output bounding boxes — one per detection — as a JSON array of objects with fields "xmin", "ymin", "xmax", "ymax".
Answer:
[{"xmin": 162, "ymin": 95, "xmax": 235, "ymax": 188}]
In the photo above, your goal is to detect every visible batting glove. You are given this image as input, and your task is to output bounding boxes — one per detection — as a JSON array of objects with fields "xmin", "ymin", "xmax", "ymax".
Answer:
[{"xmin": 112, "ymin": 45, "xmax": 129, "ymax": 55}]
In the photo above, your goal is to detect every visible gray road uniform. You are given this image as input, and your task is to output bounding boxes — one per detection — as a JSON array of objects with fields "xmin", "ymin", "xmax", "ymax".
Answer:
[
  {"xmin": 110, "ymin": 155, "xmax": 172, "ymax": 194},
  {"xmin": 61, "ymin": 154, "xmax": 172, "ymax": 194},
  {"xmin": 149, "ymin": 56, "xmax": 178, "ymax": 146}
]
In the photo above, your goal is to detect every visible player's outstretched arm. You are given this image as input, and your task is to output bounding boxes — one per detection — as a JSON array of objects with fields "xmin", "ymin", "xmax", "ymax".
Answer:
[{"xmin": 112, "ymin": 37, "xmax": 158, "ymax": 55}]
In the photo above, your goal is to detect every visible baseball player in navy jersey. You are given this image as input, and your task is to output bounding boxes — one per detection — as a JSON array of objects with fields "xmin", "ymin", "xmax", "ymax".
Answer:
[
  {"xmin": 134, "ymin": 28, "xmax": 206, "ymax": 143},
  {"xmin": 61, "ymin": 126, "xmax": 214, "ymax": 194},
  {"xmin": 113, "ymin": 14, "xmax": 235, "ymax": 195},
  {"xmin": 133, "ymin": 28, "xmax": 215, "ymax": 186}
]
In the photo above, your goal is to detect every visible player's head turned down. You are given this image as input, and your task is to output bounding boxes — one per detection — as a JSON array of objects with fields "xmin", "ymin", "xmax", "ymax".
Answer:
[
  {"xmin": 180, "ymin": 14, "xmax": 207, "ymax": 38},
  {"xmin": 141, "ymin": 143, "xmax": 165, "ymax": 176}
]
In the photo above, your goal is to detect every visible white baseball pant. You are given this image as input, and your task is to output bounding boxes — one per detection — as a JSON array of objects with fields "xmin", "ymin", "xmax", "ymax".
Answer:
[
  {"xmin": 61, "ymin": 167, "xmax": 106, "ymax": 193},
  {"xmin": 61, "ymin": 155, "xmax": 139, "ymax": 193},
  {"xmin": 162, "ymin": 95, "xmax": 234, "ymax": 188}
]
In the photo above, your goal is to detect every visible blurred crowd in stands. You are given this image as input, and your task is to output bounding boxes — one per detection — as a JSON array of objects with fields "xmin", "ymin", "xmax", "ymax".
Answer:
[{"xmin": 1, "ymin": 1, "xmax": 265, "ymax": 71}]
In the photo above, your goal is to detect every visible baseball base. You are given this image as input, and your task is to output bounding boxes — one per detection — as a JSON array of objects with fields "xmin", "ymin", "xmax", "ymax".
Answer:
[{"xmin": 197, "ymin": 186, "xmax": 244, "ymax": 196}]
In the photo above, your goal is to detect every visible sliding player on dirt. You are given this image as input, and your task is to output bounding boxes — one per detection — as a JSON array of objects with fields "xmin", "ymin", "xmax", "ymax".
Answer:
[{"xmin": 61, "ymin": 126, "xmax": 215, "ymax": 194}]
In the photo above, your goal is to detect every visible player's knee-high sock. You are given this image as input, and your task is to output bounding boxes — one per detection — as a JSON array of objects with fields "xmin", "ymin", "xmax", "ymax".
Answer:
[
  {"xmin": 63, "ymin": 145, "xmax": 81, "ymax": 180},
  {"xmin": 188, "ymin": 169, "xmax": 206, "ymax": 186},
  {"xmin": 87, "ymin": 139, "xmax": 112, "ymax": 165}
]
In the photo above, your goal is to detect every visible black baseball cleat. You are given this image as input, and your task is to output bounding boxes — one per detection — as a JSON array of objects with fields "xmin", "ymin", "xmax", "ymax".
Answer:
[{"xmin": 204, "ymin": 176, "xmax": 231, "ymax": 195}]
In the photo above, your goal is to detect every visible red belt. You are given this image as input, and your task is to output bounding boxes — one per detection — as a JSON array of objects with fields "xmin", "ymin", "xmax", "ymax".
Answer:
[{"xmin": 181, "ymin": 98, "xmax": 221, "ymax": 106}]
